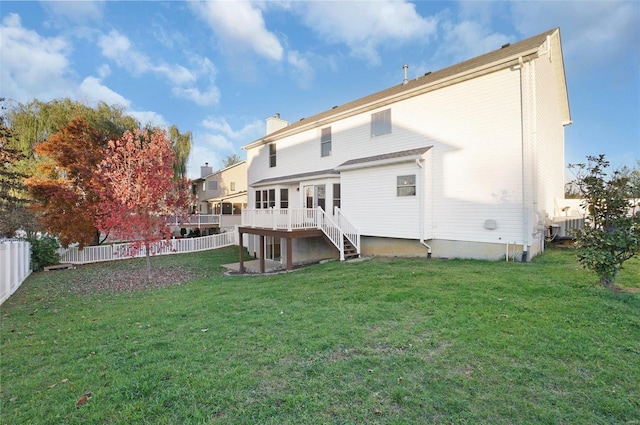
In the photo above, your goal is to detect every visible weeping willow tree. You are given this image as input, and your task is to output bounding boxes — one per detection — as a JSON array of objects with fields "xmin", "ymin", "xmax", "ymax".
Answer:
[
  {"xmin": 168, "ymin": 125, "xmax": 192, "ymax": 180},
  {"xmin": 6, "ymin": 98, "xmax": 138, "ymax": 155}
]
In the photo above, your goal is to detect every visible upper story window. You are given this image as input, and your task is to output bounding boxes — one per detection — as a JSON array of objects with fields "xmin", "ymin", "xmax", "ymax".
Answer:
[
  {"xmin": 397, "ymin": 175, "xmax": 416, "ymax": 196},
  {"xmin": 230, "ymin": 182, "xmax": 236, "ymax": 191},
  {"xmin": 280, "ymin": 189, "xmax": 289, "ymax": 208},
  {"xmin": 371, "ymin": 109, "xmax": 391, "ymax": 137},
  {"xmin": 321, "ymin": 127, "xmax": 332, "ymax": 157},
  {"xmin": 269, "ymin": 144, "xmax": 276, "ymax": 167}
]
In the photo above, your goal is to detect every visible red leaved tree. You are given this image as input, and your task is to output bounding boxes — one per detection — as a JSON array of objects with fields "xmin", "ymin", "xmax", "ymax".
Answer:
[
  {"xmin": 96, "ymin": 128, "xmax": 191, "ymax": 279},
  {"xmin": 26, "ymin": 117, "xmax": 108, "ymax": 247}
]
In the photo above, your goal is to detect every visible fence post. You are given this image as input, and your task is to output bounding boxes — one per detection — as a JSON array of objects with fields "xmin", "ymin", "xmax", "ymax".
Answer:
[{"xmin": 1, "ymin": 244, "xmax": 10, "ymax": 304}]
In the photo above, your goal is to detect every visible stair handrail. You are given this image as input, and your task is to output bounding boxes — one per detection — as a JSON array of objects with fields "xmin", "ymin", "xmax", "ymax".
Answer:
[
  {"xmin": 317, "ymin": 207, "xmax": 345, "ymax": 260},
  {"xmin": 333, "ymin": 207, "xmax": 360, "ymax": 255}
]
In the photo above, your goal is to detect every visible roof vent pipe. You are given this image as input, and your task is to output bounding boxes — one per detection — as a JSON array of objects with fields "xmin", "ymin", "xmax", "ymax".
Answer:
[{"xmin": 403, "ymin": 64, "xmax": 408, "ymax": 84}]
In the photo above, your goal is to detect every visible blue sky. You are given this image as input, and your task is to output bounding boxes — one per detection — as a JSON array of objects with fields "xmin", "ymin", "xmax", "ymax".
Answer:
[{"xmin": 1, "ymin": 1, "xmax": 638, "ymax": 180}]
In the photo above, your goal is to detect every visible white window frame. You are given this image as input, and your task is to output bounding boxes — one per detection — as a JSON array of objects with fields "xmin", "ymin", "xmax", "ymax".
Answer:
[
  {"xmin": 371, "ymin": 109, "xmax": 391, "ymax": 137},
  {"xmin": 321, "ymin": 127, "xmax": 332, "ymax": 157},
  {"xmin": 397, "ymin": 175, "xmax": 416, "ymax": 197}
]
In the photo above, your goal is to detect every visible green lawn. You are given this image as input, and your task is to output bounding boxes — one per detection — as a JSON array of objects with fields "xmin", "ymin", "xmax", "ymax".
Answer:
[{"xmin": 1, "ymin": 247, "xmax": 639, "ymax": 424}]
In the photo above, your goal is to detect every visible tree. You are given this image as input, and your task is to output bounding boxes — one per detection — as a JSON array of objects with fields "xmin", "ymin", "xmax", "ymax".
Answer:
[
  {"xmin": 96, "ymin": 129, "xmax": 191, "ymax": 279},
  {"xmin": 0, "ymin": 99, "xmax": 38, "ymax": 237},
  {"xmin": 26, "ymin": 117, "xmax": 108, "ymax": 248},
  {"xmin": 569, "ymin": 155, "xmax": 640, "ymax": 288},
  {"xmin": 5, "ymin": 98, "xmax": 138, "ymax": 155},
  {"xmin": 168, "ymin": 125, "xmax": 192, "ymax": 180},
  {"xmin": 222, "ymin": 154, "xmax": 242, "ymax": 168}
]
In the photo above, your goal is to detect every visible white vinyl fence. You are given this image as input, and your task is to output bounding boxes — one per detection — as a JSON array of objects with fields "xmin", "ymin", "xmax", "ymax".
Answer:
[
  {"xmin": 58, "ymin": 232, "xmax": 238, "ymax": 265},
  {"xmin": 1, "ymin": 239, "xmax": 32, "ymax": 305}
]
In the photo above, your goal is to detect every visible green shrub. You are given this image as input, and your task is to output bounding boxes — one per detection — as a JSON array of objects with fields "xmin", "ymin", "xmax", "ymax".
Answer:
[{"xmin": 27, "ymin": 235, "xmax": 60, "ymax": 271}]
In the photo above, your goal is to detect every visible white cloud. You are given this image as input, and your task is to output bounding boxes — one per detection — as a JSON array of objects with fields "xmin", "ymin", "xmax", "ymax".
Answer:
[
  {"xmin": 99, "ymin": 30, "xmax": 194, "ymax": 84},
  {"xmin": 190, "ymin": 0, "xmax": 284, "ymax": 61},
  {"xmin": 97, "ymin": 29, "xmax": 219, "ymax": 105},
  {"xmin": 40, "ymin": 0, "xmax": 105, "ymax": 24},
  {"xmin": 434, "ymin": 20, "xmax": 512, "ymax": 66},
  {"xmin": 186, "ymin": 116, "xmax": 262, "ymax": 178},
  {"xmin": 172, "ymin": 86, "xmax": 220, "ymax": 106},
  {"xmin": 287, "ymin": 50, "xmax": 314, "ymax": 89},
  {"xmin": 128, "ymin": 110, "xmax": 168, "ymax": 129},
  {"xmin": 509, "ymin": 1, "xmax": 639, "ymax": 70},
  {"xmin": 77, "ymin": 76, "xmax": 130, "ymax": 108},
  {"xmin": 97, "ymin": 63, "xmax": 111, "ymax": 78},
  {"xmin": 201, "ymin": 117, "xmax": 264, "ymax": 141},
  {"xmin": 295, "ymin": 0, "xmax": 437, "ymax": 65},
  {"xmin": 0, "ymin": 13, "xmax": 74, "ymax": 102}
]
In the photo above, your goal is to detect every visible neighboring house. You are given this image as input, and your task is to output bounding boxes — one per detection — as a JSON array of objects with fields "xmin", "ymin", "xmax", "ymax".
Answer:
[
  {"xmin": 240, "ymin": 28, "xmax": 571, "ymax": 271},
  {"xmin": 183, "ymin": 161, "xmax": 247, "ymax": 235}
]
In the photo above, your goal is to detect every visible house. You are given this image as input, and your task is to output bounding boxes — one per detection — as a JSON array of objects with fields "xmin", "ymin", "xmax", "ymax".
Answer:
[
  {"xmin": 239, "ymin": 28, "xmax": 571, "ymax": 272},
  {"xmin": 180, "ymin": 161, "xmax": 247, "ymax": 235}
]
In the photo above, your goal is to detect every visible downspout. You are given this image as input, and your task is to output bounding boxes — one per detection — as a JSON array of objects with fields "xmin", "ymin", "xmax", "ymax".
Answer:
[
  {"xmin": 530, "ymin": 60, "xmax": 546, "ymax": 255},
  {"xmin": 416, "ymin": 158, "xmax": 432, "ymax": 258},
  {"xmin": 518, "ymin": 56, "xmax": 529, "ymax": 262}
]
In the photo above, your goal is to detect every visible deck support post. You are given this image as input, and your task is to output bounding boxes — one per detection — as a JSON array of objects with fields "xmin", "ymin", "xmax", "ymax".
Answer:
[
  {"xmin": 286, "ymin": 238, "xmax": 293, "ymax": 271},
  {"xmin": 238, "ymin": 228, "xmax": 245, "ymax": 273},
  {"xmin": 259, "ymin": 235, "xmax": 265, "ymax": 273}
]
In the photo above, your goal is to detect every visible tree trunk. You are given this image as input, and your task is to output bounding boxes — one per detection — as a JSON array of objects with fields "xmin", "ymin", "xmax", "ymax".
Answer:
[
  {"xmin": 145, "ymin": 241, "xmax": 152, "ymax": 281},
  {"xmin": 601, "ymin": 271, "xmax": 618, "ymax": 290}
]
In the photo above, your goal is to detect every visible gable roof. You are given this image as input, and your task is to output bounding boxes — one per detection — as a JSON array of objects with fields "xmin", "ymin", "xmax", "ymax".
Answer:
[{"xmin": 244, "ymin": 28, "xmax": 570, "ymax": 150}]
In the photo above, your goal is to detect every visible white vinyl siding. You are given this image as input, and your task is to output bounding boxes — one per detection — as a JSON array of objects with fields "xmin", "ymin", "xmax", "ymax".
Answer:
[
  {"xmin": 247, "ymin": 67, "xmax": 530, "ymax": 246},
  {"xmin": 342, "ymin": 162, "xmax": 420, "ymax": 239},
  {"xmin": 533, "ymin": 57, "xmax": 565, "ymax": 217}
]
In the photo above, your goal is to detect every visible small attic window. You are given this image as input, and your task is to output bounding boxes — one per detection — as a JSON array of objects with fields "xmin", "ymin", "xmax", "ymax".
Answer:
[{"xmin": 501, "ymin": 43, "xmax": 511, "ymax": 49}]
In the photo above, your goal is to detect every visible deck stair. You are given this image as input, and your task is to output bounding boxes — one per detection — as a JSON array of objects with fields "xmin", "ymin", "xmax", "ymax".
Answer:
[
  {"xmin": 241, "ymin": 207, "xmax": 361, "ymax": 261},
  {"xmin": 342, "ymin": 236, "xmax": 359, "ymax": 260}
]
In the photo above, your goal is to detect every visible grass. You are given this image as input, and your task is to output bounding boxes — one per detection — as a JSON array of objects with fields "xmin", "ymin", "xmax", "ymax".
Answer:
[{"xmin": 1, "ymin": 246, "xmax": 639, "ymax": 424}]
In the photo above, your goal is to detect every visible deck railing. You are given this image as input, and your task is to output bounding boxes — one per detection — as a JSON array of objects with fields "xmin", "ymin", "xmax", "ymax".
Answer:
[
  {"xmin": 58, "ymin": 232, "xmax": 237, "ymax": 265},
  {"xmin": 242, "ymin": 208, "xmax": 320, "ymax": 231},
  {"xmin": 167, "ymin": 214, "xmax": 221, "ymax": 226},
  {"xmin": 334, "ymin": 207, "xmax": 361, "ymax": 254},
  {"xmin": 242, "ymin": 208, "xmax": 360, "ymax": 260}
]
